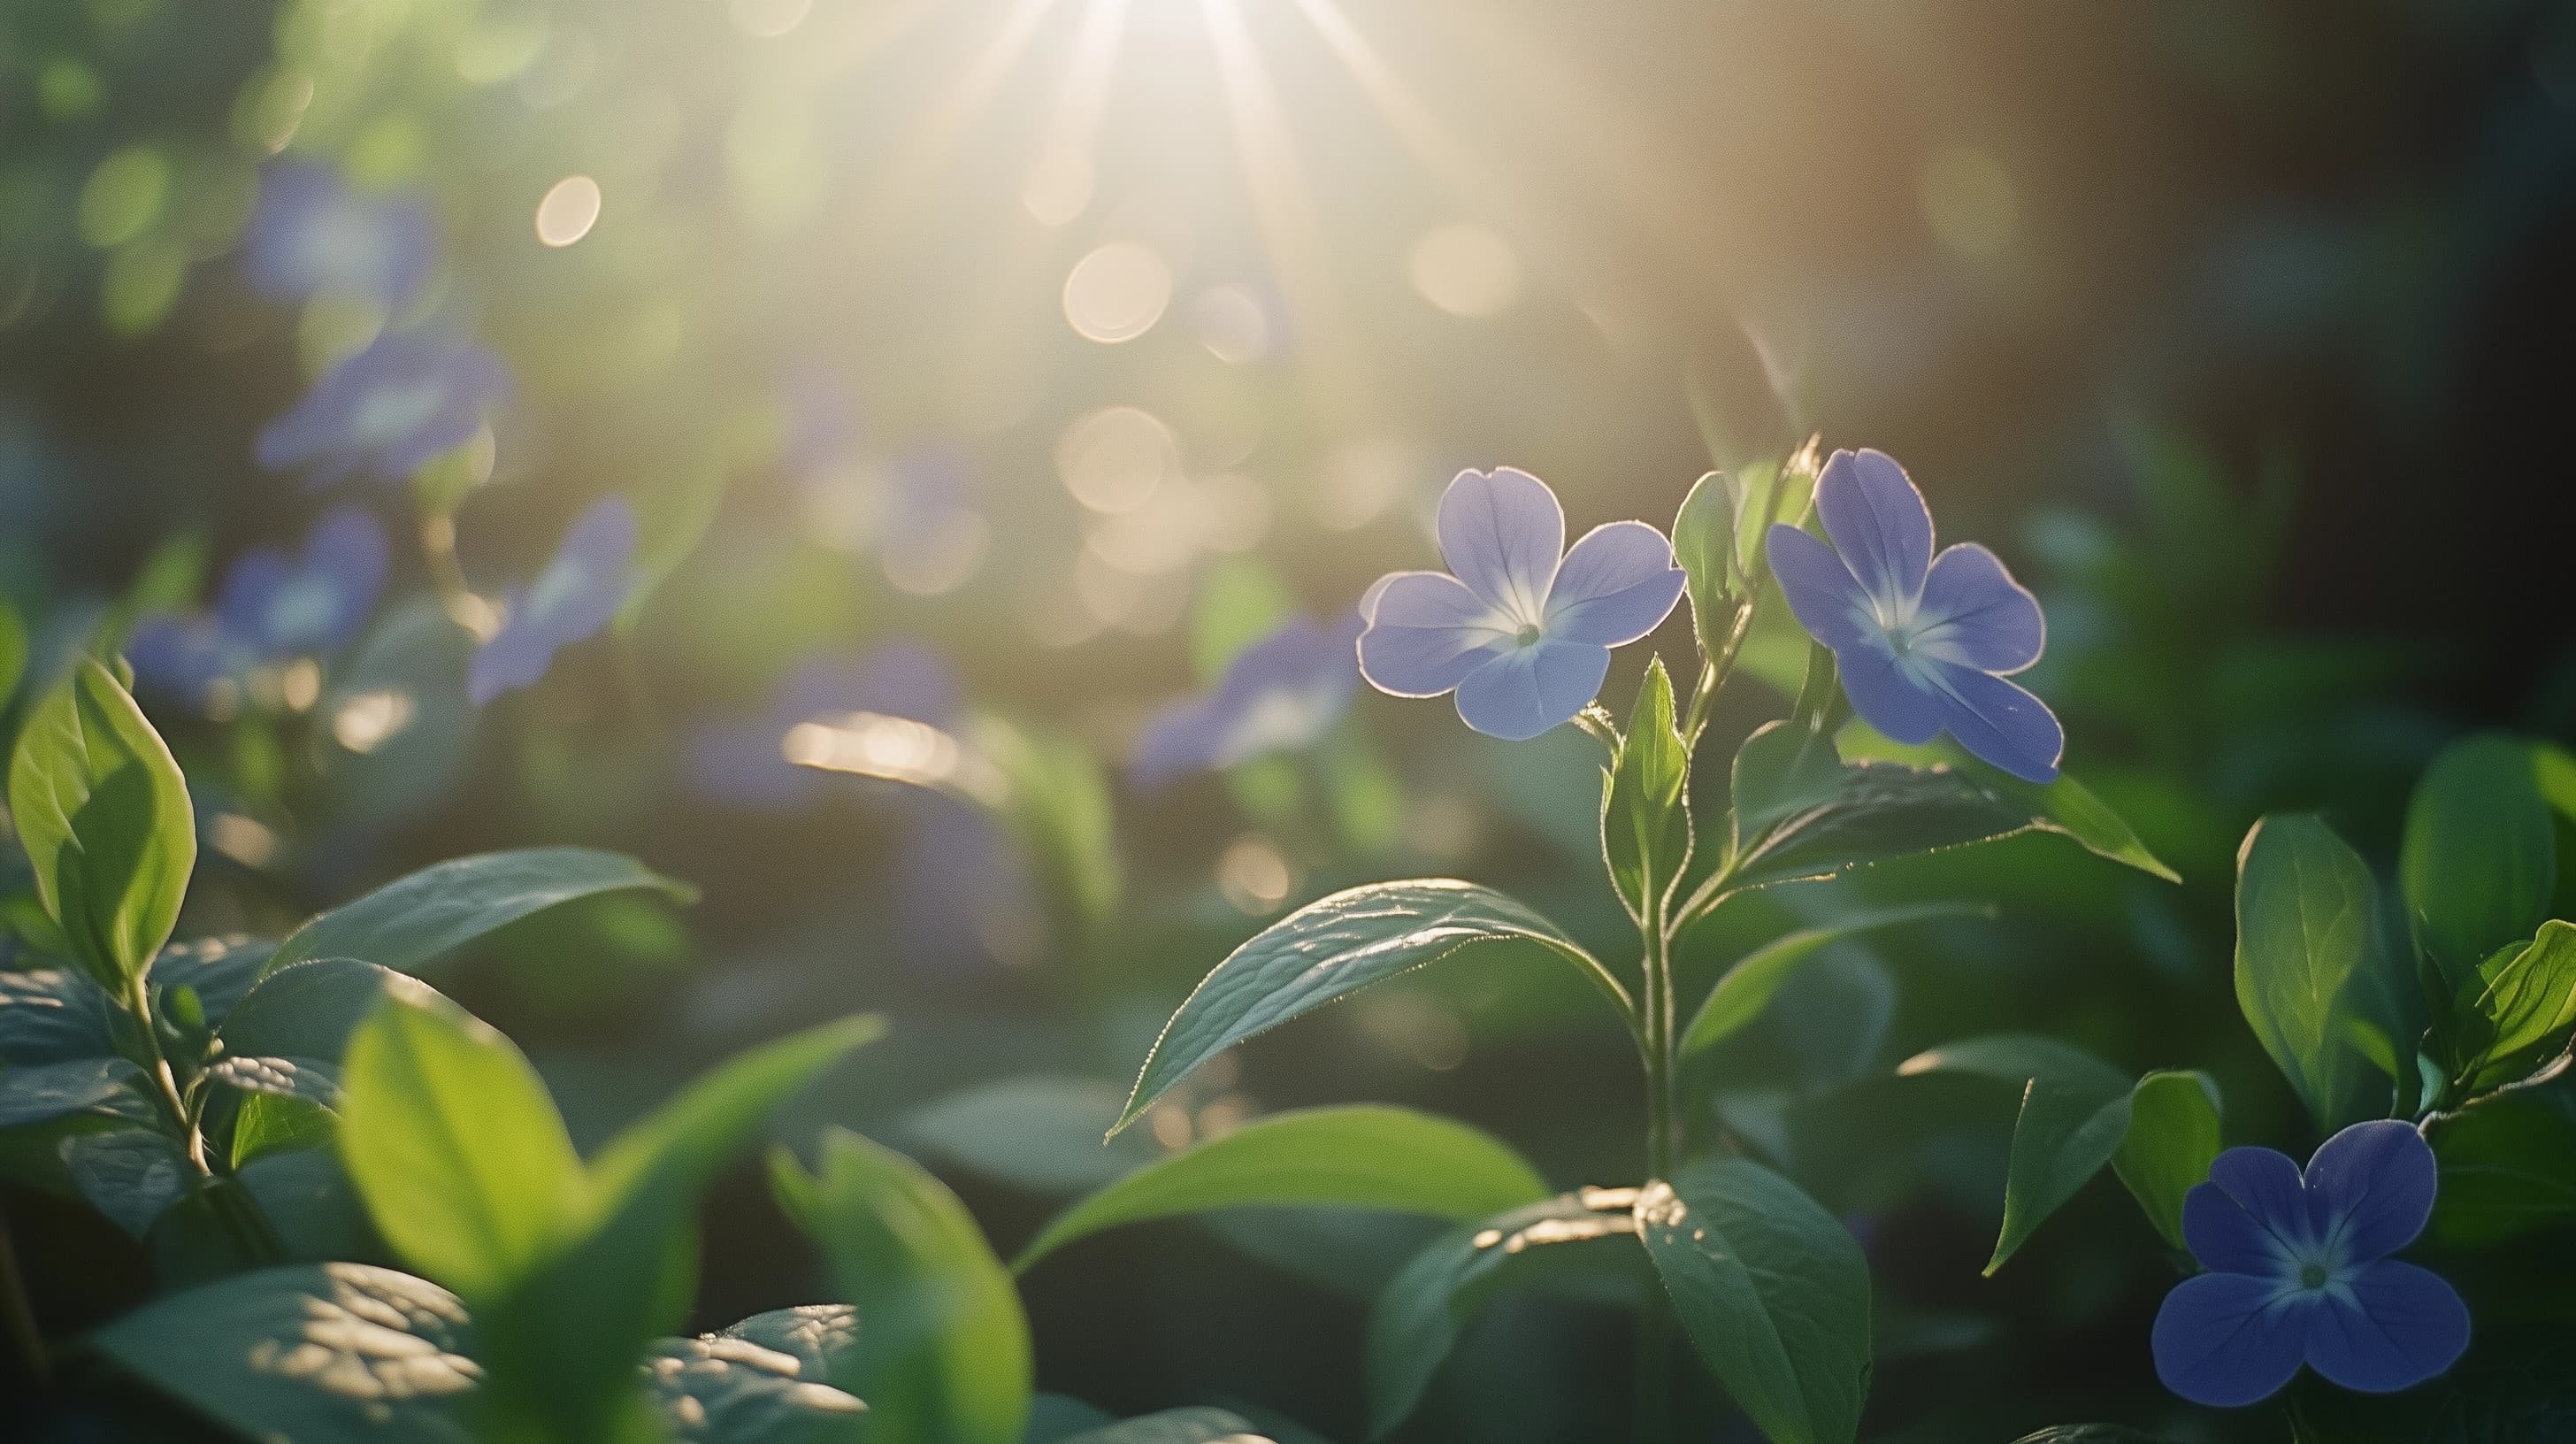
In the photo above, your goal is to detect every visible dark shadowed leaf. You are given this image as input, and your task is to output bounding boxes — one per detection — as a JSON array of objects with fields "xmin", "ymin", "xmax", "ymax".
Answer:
[
  {"xmin": 1680, "ymin": 905, "xmax": 1982, "ymax": 1060},
  {"xmin": 1058, "ymin": 1409, "xmax": 1280, "ymax": 1444},
  {"xmin": 901, "ymin": 1074, "xmax": 1158, "ymax": 1195},
  {"xmin": 0, "ymin": 1054, "xmax": 144, "ymax": 1127},
  {"xmin": 61, "ymin": 1125, "xmax": 188, "ymax": 1237},
  {"xmin": 2402, "ymin": 734, "xmax": 2556, "ymax": 986},
  {"xmin": 2428, "ymin": 1093, "xmax": 2576, "ymax": 1246},
  {"xmin": 644, "ymin": 1305, "xmax": 870, "ymax": 1443},
  {"xmin": 1897, "ymin": 1034, "xmax": 2134, "ymax": 1273},
  {"xmin": 264, "ymin": 847, "xmax": 694, "ymax": 978}
]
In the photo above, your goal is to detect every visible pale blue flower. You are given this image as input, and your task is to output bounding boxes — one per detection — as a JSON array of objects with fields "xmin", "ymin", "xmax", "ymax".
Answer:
[
  {"xmin": 127, "ymin": 506, "xmax": 388, "ymax": 704},
  {"xmin": 1131, "ymin": 611, "xmax": 1361, "ymax": 785},
  {"xmin": 467, "ymin": 496, "xmax": 637, "ymax": 705},
  {"xmin": 2152, "ymin": 1119, "xmax": 2469, "ymax": 1407},
  {"xmin": 1767, "ymin": 449, "xmax": 2063, "ymax": 783},
  {"xmin": 242, "ymin": 160, "xmax": 437, "ymax": 309},
  {"xmin": 257, "ymin": 331, "xmax": 508, "ymax": 488},
  {"xmin": 1357, "ymin": 467, "xmax": 1685, "ymax": 741}
]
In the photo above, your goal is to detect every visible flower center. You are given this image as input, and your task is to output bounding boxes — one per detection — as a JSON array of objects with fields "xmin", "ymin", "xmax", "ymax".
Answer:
[
  {"xmin": 1514, "ymin": 623, "xmax": 1542, "ymax": 647},
  {"xmin": 2299, "ymin": 1260, "xmax": 2331, "ymax": 1290}
]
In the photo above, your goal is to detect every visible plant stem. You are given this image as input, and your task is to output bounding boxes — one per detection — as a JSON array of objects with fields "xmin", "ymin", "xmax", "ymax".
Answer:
[
  {"xmin": 1634, "ymin": 907, "xmax": 1681, "ymax": 1440},
  {"xmin": 1681, "ymin": 602, "xmax": 1754, "ymax": 743},
  {"xmin": 122, "ymin": 977, "xmax": 209, "ymax": 1175}
]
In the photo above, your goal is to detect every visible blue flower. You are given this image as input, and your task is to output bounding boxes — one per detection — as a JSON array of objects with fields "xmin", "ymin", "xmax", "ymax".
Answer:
[
  {"xmin": 256, "ymin": 331, "xmax": 509, "ymax": 488},
  {"xmin": 467, "ymin": 496, "xmax": 638, "ymax": 705},
  {"xmin": 686, "ymin": 641, "xmax": 964, "ymax": 810},
  {"xmin": 1131, "ymin": 611, "xmax": 1362, "ymax": 786},
  {"xmin": 242, "ymin": 160, "xmax": 438, "ymax": 309},
  {"xmin": 1356, "ymin": 467, "xmax": 1686, "ymax": 741},
  {"xmin": 1765, "ymin": 449, "xmax": 2064, "ymax": 784},
  {"xmin": 127, "ymin": 506, "xmax": 389, "ymax": 706},
  {"xmin": 2152, "ymin": 1119, "xmax": 2470, "ymax": 1408}
]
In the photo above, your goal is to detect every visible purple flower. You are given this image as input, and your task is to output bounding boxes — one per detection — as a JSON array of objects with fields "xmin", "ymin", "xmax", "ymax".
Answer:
[
  {"xmin": 242, "ymin": 160, "xmax": 438, "ymax": 309},
  {"xmin": 1356, "ymin": 467, "xmax": 1686, "ymax": 741},
  {"xmin": 1131, "ymin": 612, "xmax": 1362, "ymax": 786},
  {"xmin": 1766, "ymin": 449, "xmax": 2062, "ymax": 783},
  {"xmin": 467, "ymin": 496, "xmax": 637, "ymax": 705},
  {"xmin": 686, "ymin": 641, "xmax": 964, "ymax": 810},
  {"xmin": 2152, "ymin": 1119, "xmax": 2469, "ymax": 1408},
  {"xmin": 127, "ymin": 506, "xmax": 388, "ymax": 704},
  {"xmin": 256, "ymin": 331, "xmax": 509, "ymax": 488}
]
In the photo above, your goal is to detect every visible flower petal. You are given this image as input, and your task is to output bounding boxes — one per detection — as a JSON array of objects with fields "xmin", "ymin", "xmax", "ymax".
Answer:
[
  {"xmin": 2152, "ymin": 1272, "xmax": 2313, "ymax": 1408},
  {"xmin": 1437, "ymin": 467, "xmax": 1563, "ymax": 623},
  {"xmin": 1915, "ymin": 542, "xmax": 2043, "ymax": 674},
  {"xmin": 1453, "ymin": 639, "xmax": 1610, "ymax": 741},
  {"xmin": 2304, "ymin": 1119, "xmax": 2437, "ymax": 1263},
  {"xmin": 520, "ymin": 496, "xmax": 638, "ymax": 647},
  {"xmin": 2304, "ymin": 1260, "xmax": 2469, "ymax": 1394},
  {"xmin": 1357, "ymin": 572, "xmax": 1513, "ymax": 698},
  {"xmin": 1545, "ymin": 520, "xmax": 1685, "ymax": 646},
  {"xmin": 2189, "ymin": 1145, "xmax": 2312, "ymax": 1269},
  {"xmin": 1833, "ymin": 645, "xmax": 1944, "ymax": 746},
  {"xmin": 1766, "ymin": 524, "xmax": 1874, "ymax": 652},
  {"xmin": 1916, "ymin": 659, "xmax": 2065, "ymax": 784},
  {"xmin": 467, "ymin": 595, "xmax": 556, "ymax": 707},
  {"xmin": 1814, "ymin": 449, "xmax": 1934, "ymax": 606}
]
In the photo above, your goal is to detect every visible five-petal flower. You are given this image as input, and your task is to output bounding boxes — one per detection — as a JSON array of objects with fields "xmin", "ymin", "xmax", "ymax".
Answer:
[
  {"xmin": 257, "ymin": 330, "xmax": 510, "ymax": 488},
  {"xmin": 128, "ymin": 505, "xmax": 388, "ymax": 709},
  {"xmin": 467, "ymin": 496, "xmax": 638, "ymax": 705},
  {"xmin": 1357, "ymin": 467, "xmax": 1686, "ymax": 741},
  {"xmin": 1766, "ymin": 449, "xmax": 2063, "ymax": 783},
  {"xmin": 1131, "ymin": 611, "xmax": 1362, "ymax": 786},
  {"xmin": 2152, "ymin": 1119, "xmax": 2470, "ymax": 1408}
]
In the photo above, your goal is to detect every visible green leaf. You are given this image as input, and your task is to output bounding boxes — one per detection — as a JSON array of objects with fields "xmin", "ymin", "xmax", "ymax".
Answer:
[
  {"xmin": 643, "ymin": 1306, "xmax": 870, "ymax": 1442},
  {"xmin": 1673, "ymin": 470, "xmax": 1744, "ymax": 658},
  {"xmin": 0, "ymin": 595, "xmax": 27, "ymax": 709},
  {"xmin": 1680, "ymin": 905, "xmax": 1982, "ymax": 1061},
  {"xmin": 0, "ymin": 1054, "xmax": 144, "ymax": 1126},
  {"xmin": 1959, "ymin": 763, "xmax": 2180, "ymax": 886},
  {"xmin": 1018, "ymin": 1105, "xmax": 1550, "ymax": 1272},
  {"xmin": 2427, "ymin": 1092, "xmax": 2576, "ymax": 1246},
  {"xmin": 337, "ymin": 995, "xmax": 589, "ymax": 1302},
  {"xmin": 263, "ymin": 846, "xmax": 696, "ymax": 979},
  {"xmin": 901, "ymin": 1074, "xmax": 1158, "ymax": 1194},
  {"xmin": 6, "ymin": 658, "xmax": 196, "ymax": 987},
  {"xmin": 1059, "ymin": 1409, "xmax": 1281, "ymax": 1444},
  {"xmin": 90, "ymin": 1263, "xmax": 484, "ymax": 1443},
  {"xmin": 1116, "ymin": 881, "xmax": 1623, "ymax": 1133},
  {"xmin": 1729, "ymin": 718, "xmax": 1843, "ymax": 852},
  {"xmin": 1897, "ymin": 1034, "xmax": 2133, "ymax": 1273},
  {"xmin": 2402, "ymin": 734, "xmax": 2556, "ymax": 984},
  {"xmin": 2451, "ymin": 920, "xmax": 2576, "ymax": 1095},
  {"xmin": 1366, "ymin": 1189, "xmax": 1644, "ymax": 1437},
  {"xmin": 770, "ymin": 1130, "xmax": 1031, "ymax": 1444},
  {"xmin": 61, "ymin": 1125, "xmax": 188, "ymax": 1237},
  {"xmin": 2110, "ymin": 1070, "xmax": 2223, "ymax": 1250},
  {"xmin": 2008, "ymin": 1429, "xmax": 2178, "ymax": 1444},
  {"xmin": 236, "ymin": 1148, "xmax": 377, "ymax": 1263},
  {"xmin": 1602, "ymin": 657, "xmax": 1691, "ymax": 924},
  {"xmin": 217, "ymin": 956, "xmax": 447, "ymax": 1063},
  {"xmin": 0, "ymin": 964, "xmax": 120, "ymax": 1065},
  {"xmin": 1636, "ymin": 1159, "xmax": 1871, "ymax": 1444},
  {"xmin": 2233, "ymin": 814, "xmax": 2399, "ymax": 1127}
]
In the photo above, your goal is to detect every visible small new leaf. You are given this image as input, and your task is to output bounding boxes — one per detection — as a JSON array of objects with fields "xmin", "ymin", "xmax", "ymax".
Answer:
[
  {"xmin": 2451, "ymin": 920, "xmax": 2576, "ymax": 1095},
  {"xmin": 1602, "ymin": 657, "xmax": 1691, "ymax": 924},
  {"xmin": 1672, "ymin": 470, "xmax": 1742, "ymax": 657}
]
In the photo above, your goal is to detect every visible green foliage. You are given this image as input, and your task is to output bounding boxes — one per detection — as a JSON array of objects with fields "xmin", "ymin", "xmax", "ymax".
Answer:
[
  {"xmin": 263, "ymin": 846, "xmax": 696, "ymax": 978},
  {"xmin": 971, "ymin": 713, "xmax": 1124, "ymax": 936},
  {"xmin": 2427, "ymin": 1091, "xmax": 2576, "ymax": 1246},
  {"xmin": 2447, "ymin": 921, "xmax": 2576, "ymax": 1095},
  {"xmin": 1113, "ymin": 880, "xmax": 1622, "ymax": 1133},
  {"xmin": 770, "ymin": 1128, "xmax": 1031, "ymax": 1444},
  {"xmin": 643, "ymin": 1307, "xmax": 870, "ymax": 1443},
  {"xmin": 1366, "ymin": 1189, "xmax": 1644, "ymax": 1437},
  {"xmin": 1018, "ymin": 1105, "xmax": 1551, "ymax": 1271},
  {"xmin": 0, "ymin": 595, "xmax": 27, "ymax": 710},
  {"xmin": 1602, "ymin": 657, "xmax": 1691, "ymax": 924},
  {"xmin": 2112, "ymin": 1070, "xmax": 2224, "ymax": 1251},
  {"xmin": 2233, "ymin": 814, "xmax": 2404, "ymax": 1128},
  {"xmin": 2402, "ymin": 734, "xmax": 2557, "ymax": 985},
  {"xmin": 6, "ymin": 658, "xmax": 196, "ymax": 989},
  {"xmin": 0, "ymin": 1055, "xmax": 143, "ymax": 1127},
  {"xmin": 62, "ymin": 1125, "xmax": 189, "ymax": 1237},
  {"xmin": 1056, "ymin": 1409, "xmax": 1284, "ymax": 1444},
  {"xmin": 1729, "ymin": 718, "xmax": 1842, "ymax": 852},
  {"xmin": 1671, "ymin": 469, "xmax": 1744, "ymax": 659},
  {"xmin": 1636, "ymin": 1159, "xmax": 1871, "ymax": 1444},
  {"xmin": 1680, "ymin": 905, "xmax": 1982, "ymax": 1060}
]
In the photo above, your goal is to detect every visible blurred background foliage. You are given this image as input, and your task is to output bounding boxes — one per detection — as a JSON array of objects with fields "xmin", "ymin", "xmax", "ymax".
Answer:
[{"xmin": 4, "ymin": 0, "xmax": 2574, "ymax": 1439}]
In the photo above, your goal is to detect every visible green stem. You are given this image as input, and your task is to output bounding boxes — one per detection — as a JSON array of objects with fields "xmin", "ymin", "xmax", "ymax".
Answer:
[
  {"xmin": 1634, "ymin": 907, "xmax": 1680, "ymax": 1440},
  {"xmin": 122, "ymin": 977, "xmax": 209, "ymax": 1176},
  {"xmin": 1681, "ymin": 602, "xmax": 1755, "ymax": 742}
]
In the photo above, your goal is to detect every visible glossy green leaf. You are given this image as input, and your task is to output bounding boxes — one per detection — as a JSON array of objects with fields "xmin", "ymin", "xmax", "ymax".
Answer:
[
  {"xmin": 643, "ymin": 1306, "xmax": 870, "ymax": 1443},
  {"xmin": 1367, "ymin": 1189, "xmax": 1644, "ymax": 1437},
  {"xmin": 1729, "ymin": 718, "xmax": 1843, "ymax": 853},
  {"xmin": 218, "ymin": 956, "xmax": 447, "ymax": 1063},
  {"xmin": 337, "ymin": 995, "xmax": 589, "ymax": 1302},
  {"xmin": 1019, "ymin": 1105, "xmax": 1550, "ymax": 1271},
  {"xmin": 6, "ymin": 658, "xmax": 196, "ymax": 987},
  {"xmin": 2402, "ymin": 734, "xmax": 2556, "ymax": 985},
  {"xmin": 152, "ymin": 934, "xmax": 276, "ymax": 1031},
  {"xmin": 236, "ymin": 1148, "xmax": 377, "ymax": 1263},
  {"xmin": 2428, "ymin": 1093, "xmax": 2576, "ymax": 1246},
  {"xmin": 0, "ymin": 964, "xmax": 120, "ymax": 1065},
  {"xmin": 90, "ymin": 1263, "xmax": 484, "ymax": 1443},
  {"xmin": 1636, "ymin": 1159, "xmax": 1870, "ymax": 1444},
  {"xmin": 1680, "ymin": 905, "xmax": 1982, "ymax": 1060},
  {"xmin": 1673, "ymin": 469, "xmax": 1743, "ymax": 658},
  {"xmin": 771, "ymin": 1129, "xmax": 1031, "ymax": 1444},
  {"xmin": 1959, "ymin": 762, "xmax": 2180, "ymax": 886},
  {"xmin": 2234, "ymin": 814, "xmax": 2404, "ymax": 1127},
  {"xmin": 2451, "ymin": 920, "xmax": 2576, "ymax": 1095},
  {"xmin": 61, "ymin": 1125, "xmax": 188, "ymax": 1237},
  {"xmin": 1898, "ymin": 1034, "xmax": 2132, "ymax": 1273},
  {"xmin": 2110, "ymin": 1070, "xmax": 2223, "ymax": 1250},
  {"xmin": 1116, "ymin": 881, "xmax": 1622, "ymax": 1133},
  {"xmin": 263, "ymin": 847, "xmax": 696, "ymax": 979},
  {"xmin": 1603, "ymin": 657, "xmax": 1691, "ymax": 924},
  {"xmin": 0, "ymin": 1054, "xmax": 143, "ymax": 1126}
]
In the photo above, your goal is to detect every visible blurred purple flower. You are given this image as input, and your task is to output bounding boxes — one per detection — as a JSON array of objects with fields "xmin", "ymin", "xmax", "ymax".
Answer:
[
  {"xmin": 1357, "ymin": 467, "xmax": 1685, "ymax": 741},
  {"xmin": 257, "ymin": 331, "xmax": 508, "ymax": 488},
  {"xmin": 467, "ymin": 496, "xmax": 637, "ymax": 705},
  {"xmin": 2152, "ymin": 1119, "xmax": 2469, "ymax": 1408},
  {"xmin": 685, "ymin": 641, "xmax": 963, "ymax": 810},
  {"xmin": 127, "ymin": 506, "xmax": 388, "ymax": 704},
  {"xmin": 242, "ymin": 160, "xmax": 438, "ymax": 309},
  {"xmin": 1767, "ymin": 449, "xmax": 2062, "ymax": 783},
  {"xmin": 1131, "ymin": 611, "xmax": 1362, "ymax": 786}
]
